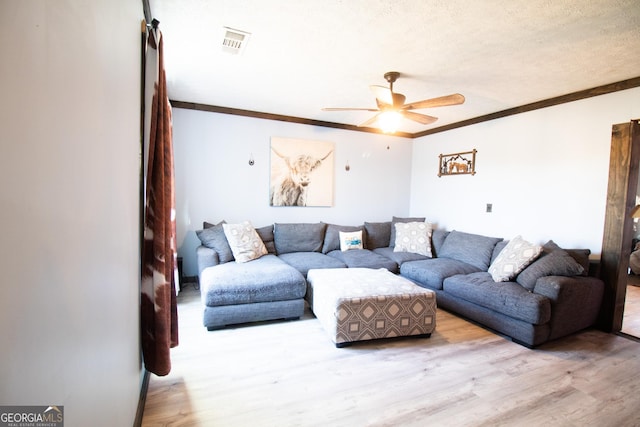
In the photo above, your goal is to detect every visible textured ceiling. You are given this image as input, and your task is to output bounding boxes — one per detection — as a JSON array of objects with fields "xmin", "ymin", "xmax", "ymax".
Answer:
[{"xmin": 148, "ymin": 0, "xmax": 640, "ymax": 134}]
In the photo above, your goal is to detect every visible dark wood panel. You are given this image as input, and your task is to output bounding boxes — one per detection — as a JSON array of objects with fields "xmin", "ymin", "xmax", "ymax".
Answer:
[{"xmin": 600, "ymin": 121, "xmax": 640, "ymax": 331}]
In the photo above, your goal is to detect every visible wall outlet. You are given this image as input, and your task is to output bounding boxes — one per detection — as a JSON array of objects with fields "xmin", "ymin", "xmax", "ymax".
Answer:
[{"xmin": 486, "ymin": 203, "xmax": 493, "ymax": 213}]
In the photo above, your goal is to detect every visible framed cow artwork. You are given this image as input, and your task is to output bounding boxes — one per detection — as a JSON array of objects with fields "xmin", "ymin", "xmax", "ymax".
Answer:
[
  {"xmin": 438, "ymin": 149, "xmax": 477, "ymax": 177},
  {"xmin": 269, "ymin": 137, "xmax": 334, "ymax": 207}
]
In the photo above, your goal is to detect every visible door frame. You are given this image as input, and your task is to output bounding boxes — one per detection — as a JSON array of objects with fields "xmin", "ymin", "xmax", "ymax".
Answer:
[{"xmin": 600, "ymin": 120, "xmax": 640, "ymax": 331}]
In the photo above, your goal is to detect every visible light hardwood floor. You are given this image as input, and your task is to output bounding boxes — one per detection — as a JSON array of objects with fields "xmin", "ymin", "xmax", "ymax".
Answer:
[
  {"xmin": 142, "ymin": 284, "xmax": 640, "ymax": 427},
  {"xmin": 622, "ymin": 276, "xmax": 640, "ymax": 337}
]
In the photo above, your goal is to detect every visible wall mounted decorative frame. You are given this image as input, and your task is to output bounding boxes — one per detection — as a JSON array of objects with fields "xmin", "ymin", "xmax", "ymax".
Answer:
[
  {"xmin": 438, "ymin": 149, "xmax": 477, "ymax": 177},
  {"xmin": 269, "ymin": 137, "xmax": 335, "ymax": 207}
]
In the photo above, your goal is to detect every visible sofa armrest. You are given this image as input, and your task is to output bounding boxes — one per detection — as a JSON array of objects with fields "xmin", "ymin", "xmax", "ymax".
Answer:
[
  {"xmin": 197, "ymin": 245, "xmax": 220, "ymax": 278},
  {"xmin": 533, "ymin": 275, "xmax": 604, "ymax": 340}
]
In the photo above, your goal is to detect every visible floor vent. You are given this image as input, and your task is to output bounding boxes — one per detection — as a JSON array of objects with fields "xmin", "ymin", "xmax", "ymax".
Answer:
[{"xmin": 222, "ymin": 27, "xmax": 250, "ymax": 55}]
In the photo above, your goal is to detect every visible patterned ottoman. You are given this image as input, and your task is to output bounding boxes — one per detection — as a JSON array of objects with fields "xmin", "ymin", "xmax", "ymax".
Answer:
[{"xmin": 306, "ymin": 268, "xmax": 436, "ymax": 347}]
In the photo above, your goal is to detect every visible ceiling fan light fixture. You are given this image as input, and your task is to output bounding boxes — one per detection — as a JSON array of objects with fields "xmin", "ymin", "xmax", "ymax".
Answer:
[
  {"xmin": 322, "ymin": 71, "xmax": 464, "ymax": 131},
  {"xmin": 378, "ymin": 111, "xmax": 403, "ymax": 133}
]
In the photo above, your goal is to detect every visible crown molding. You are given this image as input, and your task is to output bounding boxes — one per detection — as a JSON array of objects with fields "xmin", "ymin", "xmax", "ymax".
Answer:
[{"xmin": 171, "ymin": 76, "xmax": 640, "ymax": 139}]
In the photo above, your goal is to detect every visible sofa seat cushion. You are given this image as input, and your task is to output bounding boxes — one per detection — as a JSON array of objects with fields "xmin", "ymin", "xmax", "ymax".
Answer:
[
  {"xmin": 277, "ymin": 252, "xmax": 346, "ymax": 277},
  {"xmin": 373, "ymin": 246, "xmax": 430, "ymax": 266},
  {"xmin": 443, "ymin": 272, "xmax": 551, "ymax": 325},
  {"xmin": 438, "ymin": 230, "xmax": 503, "ymax": 270},
  {"xmin": 200, "ymin": 254, "xmax": 306, "ymax": 307},
  {"xmin": 400, "ymin": 258, "xmax": 482, "ymax": 290},
  {"xmin": 327, "ymin": 249, "xmax": 398, "ymax": 273}
]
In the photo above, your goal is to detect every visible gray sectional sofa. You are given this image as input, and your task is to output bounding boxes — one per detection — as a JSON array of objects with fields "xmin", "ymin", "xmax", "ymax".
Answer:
[{"xmin": 196, "ymin": 217, "xmax": 604, "ymax": 347}]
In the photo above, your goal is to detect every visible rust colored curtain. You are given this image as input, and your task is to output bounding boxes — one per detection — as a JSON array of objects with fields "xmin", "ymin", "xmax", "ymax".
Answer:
[{"xmin": 141, "ymin": 25, "xmax": 178, "ymax": 376}]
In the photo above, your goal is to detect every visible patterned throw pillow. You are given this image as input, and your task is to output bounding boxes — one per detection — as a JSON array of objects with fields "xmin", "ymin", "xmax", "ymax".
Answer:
[
  {"xmin": 489, "ymin": 235, "xmax": 543, "ymax": 282},
  {"xmin": 389, "ymin": 216, "xmax": 426, "ymax": 247},
  {"xmin": 393, "ymin": 222, "xmax": 433, "ymax": 257},
  {"xmin": 222, "ymin": 221, "xmax": 268, "ymax": 263},
  {"xmin": 339, "ymin": 230, "xmax": 363, "ymax": 251}
]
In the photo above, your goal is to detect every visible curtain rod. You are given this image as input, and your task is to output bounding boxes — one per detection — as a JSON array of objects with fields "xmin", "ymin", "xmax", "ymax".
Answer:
[
  {"xmin": 142, "ymin": 0, "xmax": 159, "ymax": 29},
  {"xmin": 142, "ymin": 18, "xmax": 160, "ymax": 31}
]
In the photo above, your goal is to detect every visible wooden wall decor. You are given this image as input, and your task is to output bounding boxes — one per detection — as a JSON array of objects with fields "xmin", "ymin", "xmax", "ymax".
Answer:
[{"xmin": 438, "ymin": 149, "xmax": 477, "ymax": 177}]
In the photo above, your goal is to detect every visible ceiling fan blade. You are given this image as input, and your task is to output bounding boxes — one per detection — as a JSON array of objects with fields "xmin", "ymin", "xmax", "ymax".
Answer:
[
  {"xmin": 403, "ymin": 93, "xmax": 466, "ymax": 110},
  {"xmin": 358, "ymin": 113, "xmax": 381, "ymax": 128},
  {"xmin": 370, "ymin": 85, "xmax": 393, "ymax": 105},
  {"xmin": 322, "ymin": 107, "xmax": 379, "ymax": 112},
  {"xmin": 402, "ymin": 111, "xmax": 438, "ymax": 125}
]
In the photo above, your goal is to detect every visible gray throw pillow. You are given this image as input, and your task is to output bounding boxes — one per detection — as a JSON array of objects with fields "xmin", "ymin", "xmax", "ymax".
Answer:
[
  {"xmin": 274, "ymin": 223, "xmax": 327, "ymax": 255},
  {"xmin": 364, "ymin": 221, "xmax": 391, "ymax": 249},
  {"xmin": 516, "ymin": 241, "xmax": 585, "ymax": 291},
  {"xmin": 389, "ymin": 216, "xmax": 426, "ymax": 247},
  {"xmin": 196, "ymin": 221, "xmax": 234, "ymax": 263},
  {"xmin": 438, "ymin": 230, "xmax": 502, "ymax": 270},
  {"xmin": 322, "ymin": 224, "xmax": 364, "ymax": 253},
  {"xmin": 566, "ymin": 249, "xmax": 591, "ymax": 276}
]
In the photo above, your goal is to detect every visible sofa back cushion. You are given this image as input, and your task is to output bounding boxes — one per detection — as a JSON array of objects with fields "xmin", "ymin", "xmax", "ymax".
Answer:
[
  {"xmin": 255, "ymin": 224, "xmax": 276, "ymax": 254},
  {"xmin": 274, "ymin": 223, "xmax": 327, "ymax": 255},
  {"xmin": 491, "ymin": 240, "xmax": 508, "ymax": 264},
  {"xmin": 431, "ymin": 229, "xmax": 449, "ymax": 257},
  {"xmin": 566, "ymin": 249, "xmax": 591, "ymax": 276},
  {"xmin": 438, "ymin": 230, "xmax": 503, "ymax": 270},
  {"xmin": 322, "ymin": 224, "xmax": 364, "ymax": 253},
  {"xmin": 364, "ymin": 221, "xmax": 391, "ymax": 249}
]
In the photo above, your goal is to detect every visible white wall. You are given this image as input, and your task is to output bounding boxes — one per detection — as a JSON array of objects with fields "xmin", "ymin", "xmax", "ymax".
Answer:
[
  {"xmin": 173, "ymin": 109, "xmax": 413, "ymax": 275},
  {"xmin": 0, "ymin": 2, "xmax": 142, "ymax": 426},
  {"xmin": 410, "ymin": 87, "xmax": 640, "ymax": 255}
]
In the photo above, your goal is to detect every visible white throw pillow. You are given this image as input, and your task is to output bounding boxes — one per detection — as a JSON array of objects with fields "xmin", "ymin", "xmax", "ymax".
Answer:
[
  {"xmin": 393, "ymin": 222, "xmax": 433, "ymax": 257},
  {"xmin": 339, "ymin": 230, "xmax": 363, "ymax": 251},
  {"xmin": 222, "ymin": 221, "xmax": 268, "ymax": 263},
  {"xmin": 489, "ymin": 235, "xmax": 543, "ymax": 282}
]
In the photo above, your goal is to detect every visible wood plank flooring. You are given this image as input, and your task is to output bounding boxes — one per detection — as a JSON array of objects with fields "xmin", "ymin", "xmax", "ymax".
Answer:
[
  {"xmin": 142, "ymin": 285, "xmax": 640, "ymax": 427},
  {"xmin": 622, "ymin": 275, "xmax": 640, "ymax": 336}
]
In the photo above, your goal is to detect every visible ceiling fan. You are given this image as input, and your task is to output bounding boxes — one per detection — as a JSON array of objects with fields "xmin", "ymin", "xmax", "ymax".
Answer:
[{"xmin": 322, "ymin": 71, "xmax": 465, "ymax": 132}]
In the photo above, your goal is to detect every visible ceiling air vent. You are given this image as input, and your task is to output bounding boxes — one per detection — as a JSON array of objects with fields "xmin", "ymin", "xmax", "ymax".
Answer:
[{"xmin": 222, "ymin": 27, "xmax": 250, "ymax": 55}]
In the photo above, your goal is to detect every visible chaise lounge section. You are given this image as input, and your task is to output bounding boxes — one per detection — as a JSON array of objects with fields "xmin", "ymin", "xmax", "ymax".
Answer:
[{"xmin": 199, "ymin": 253, "xmax": 306, "ymax": 330}]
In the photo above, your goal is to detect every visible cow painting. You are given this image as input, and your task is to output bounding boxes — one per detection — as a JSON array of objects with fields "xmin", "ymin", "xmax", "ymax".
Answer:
[{"xmin": 269, "ymin": 138, "xmax": 334, "ymax": 207}]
